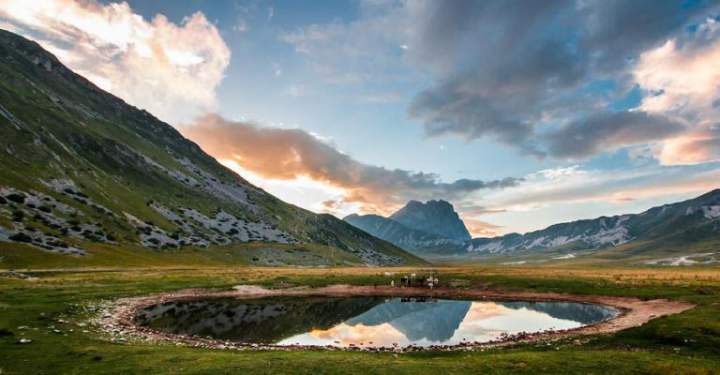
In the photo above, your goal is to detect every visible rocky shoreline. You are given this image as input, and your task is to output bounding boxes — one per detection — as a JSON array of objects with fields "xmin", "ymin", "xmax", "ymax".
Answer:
[{"xmin": 93, "ymin": 284, "xmax": 695, "ymax": 353}]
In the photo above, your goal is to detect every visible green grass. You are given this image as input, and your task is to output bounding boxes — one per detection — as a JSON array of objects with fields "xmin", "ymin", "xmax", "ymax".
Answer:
[
  {"xmin": 1, "ymin": 266, "xmax": 719, "ymax": 374},
  {"xmin": 0, "ymin": 241, "xmax": 372, "ymax": 269}
]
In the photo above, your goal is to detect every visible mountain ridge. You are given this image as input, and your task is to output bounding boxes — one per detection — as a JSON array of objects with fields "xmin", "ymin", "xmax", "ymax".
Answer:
[{"xmin": 467, "ymin": 188, "xmax": 720, "ymax": 256}]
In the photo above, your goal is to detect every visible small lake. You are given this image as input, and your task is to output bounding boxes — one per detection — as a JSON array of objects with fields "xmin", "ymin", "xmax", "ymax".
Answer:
[{"xmin": 135, "ymin": 296, "xmax": 618, "ymax": 348}]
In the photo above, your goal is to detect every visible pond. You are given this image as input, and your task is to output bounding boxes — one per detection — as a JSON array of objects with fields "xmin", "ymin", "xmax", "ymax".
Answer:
[{"xmin": 134, "ymin": 296, "xmax": 618, "ymax": 348}]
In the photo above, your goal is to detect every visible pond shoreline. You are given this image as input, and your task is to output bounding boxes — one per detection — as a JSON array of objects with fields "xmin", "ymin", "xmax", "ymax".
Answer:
[{"xmin": 96, "ymin": 284, "xmax": 695, "ymax": 352}]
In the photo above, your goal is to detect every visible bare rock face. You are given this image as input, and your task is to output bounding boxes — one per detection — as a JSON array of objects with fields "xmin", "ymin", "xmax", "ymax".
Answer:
[
  {"xmin": 390, "ymin": 200, "xmax": 472, "ymax": 241},
  {"xmin": 344, "ymin": 213, "xmax": 465, "ymax": 254},
  {"xmin": 343, "ymin": 200, "xmax": 472, "ymax": 256}
]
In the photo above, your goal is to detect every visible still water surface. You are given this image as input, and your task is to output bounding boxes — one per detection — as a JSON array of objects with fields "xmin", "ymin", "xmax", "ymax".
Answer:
[{"xmin": 135, "ymin": 296, "xmax": 618, "ymax": 348}]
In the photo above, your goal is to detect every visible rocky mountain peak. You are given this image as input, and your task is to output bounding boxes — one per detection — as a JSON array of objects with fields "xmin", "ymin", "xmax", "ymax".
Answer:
[{"xmin": 390, "ymin": 199, "xmax": 471, "ymax": 241}]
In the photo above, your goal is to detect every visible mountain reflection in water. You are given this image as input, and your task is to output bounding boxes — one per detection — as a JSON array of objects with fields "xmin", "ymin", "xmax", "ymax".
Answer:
[
  {"xmin": 135, "ymin": 296, "xmax": 617, "ymax": 348},
  {"xmin": 345, "ymin": 298, "xmax": 471, "ymax": 341}
]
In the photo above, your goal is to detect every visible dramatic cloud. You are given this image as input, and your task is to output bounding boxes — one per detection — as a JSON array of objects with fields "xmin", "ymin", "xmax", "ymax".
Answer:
[
  {"xmin": 544, "ymin": 111, "xmax": 685, "ymax": 158},
  {"xmin": 0, "ymin": 0, "xmax": 231, "ymax": 124},
  {"xmin": 579, "ymin": 0, "xmax": 709, "ymax": 72},
  {"xmin": 182, "ymin": 114, "xmax": 520, "ymax": 214},
  {"xmin": 283, "ymin": 0, "xmax": 720, "ymax": 162},
  {"xmin": 405, "ymin": 0, "xmax": 714, "ymax": 154}
]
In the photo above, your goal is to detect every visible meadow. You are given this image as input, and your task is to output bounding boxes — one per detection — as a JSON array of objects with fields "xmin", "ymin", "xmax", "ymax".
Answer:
[{"xmin": 1, "ymin": 264, "xmax": 720, "ymax": 374}]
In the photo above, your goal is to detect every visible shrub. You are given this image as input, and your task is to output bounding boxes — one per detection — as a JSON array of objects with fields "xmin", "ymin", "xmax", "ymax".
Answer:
[
  {"xmin": 6, "ymin": 193, "xmax": 25, "ymax": 204},
  {"xmin": 11, "ymin": 210, "xmax": 24, "ymax": 222},
  {"xmin": 9, "ymin": 232, "xmax": 32, "ymax": 243}
]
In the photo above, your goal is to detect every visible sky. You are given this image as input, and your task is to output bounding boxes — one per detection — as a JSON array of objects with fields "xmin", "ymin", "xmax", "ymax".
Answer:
[{"xmin": 1, "ymin": 0, "xmax": 720, "ymax": 237}]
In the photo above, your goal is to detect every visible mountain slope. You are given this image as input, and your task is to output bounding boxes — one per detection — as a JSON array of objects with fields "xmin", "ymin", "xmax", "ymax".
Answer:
[
  {"xmin": 344, "ymin": 213, "xmax": 464, "ymax": 254},
  {"xmin": 467, "ymin": 189, "xmax": 720, "ymax": 257},
  {"xmin": 0, "ymin": 29, "xmax": 424, "ymax": 267},
  {"xmin": 390, "ymin": 200, "xmax": 472, "ymax": 241}
]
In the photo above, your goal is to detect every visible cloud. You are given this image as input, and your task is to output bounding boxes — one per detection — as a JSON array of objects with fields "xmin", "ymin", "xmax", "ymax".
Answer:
[
  {"xmin": 478, "ymin": 164, "xmax": 720, "ymax": 212},
  {"xmin": 358, "ymin": 91, "xmax": 403, "ymax": 103},
  {"xmin": 0, "ymin": 0, "xmax": 230, "ymax": 124},
  {"xmin": 405, "ymin": 1, "xmax": 714, "ymax": 153},
  {"xmin": 455, "ymin": 204, "xmax": 506, "ymax": 217},
  {"xmin": 321, "ymin": 200, "xmax": 340, "ymax": 210},
  {"xmin": 543, "ymin": 111, "xmax": 685, "ymax": 158},
  {"xmin": 278, "ymin": 1, "xmax": 419, "ymax": 85},
  {"xmin": 463, "ymin": 218, "xmax": 503, "ymax": 238},
  {"xmin": 578, "ymin": 0, "xmax": 709, "ymax": 72},
  {"xmin": 232, "ymin": 19, "xmax": 248, "ymax": 33},
  {"xmin": 633, "ymin": 18, "xmax": 720, "ymax": 164},
  {"xmin": 657, "ymin": 128, "xmax": 720, "ymax": 165},
  {"xmin": 181, "ymin": 114, "xmax": 520, "ymax": 214},
  {"xmin": 283, "ymin": 85, "xmax": 311, "ymax": 97},
  {"xmin": 282, "ymin": 1, "xmax": 720, "ymax": 162},
  {"xmin": 271, "ymin": 62, "xmax": 283, "ymax": 77}
]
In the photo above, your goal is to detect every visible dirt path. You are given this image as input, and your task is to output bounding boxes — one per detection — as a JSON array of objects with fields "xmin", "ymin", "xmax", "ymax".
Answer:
[{"xmin": 97, "ymin": 284, "xmax": 695, "ymax": 352}]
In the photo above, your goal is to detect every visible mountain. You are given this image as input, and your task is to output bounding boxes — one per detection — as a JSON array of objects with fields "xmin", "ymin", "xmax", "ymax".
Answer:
[
  {"xmin": 390, "ymin": 200, "xmax": 472, "ymax": 241},
  {"xmin": 467, "ymin": 189, "xmax": 720, "ymax": 257},
  {"xmin": 343, "ymin": 213, "xmax": 464, "ymax": 254},
  {"xmin": 345, "ymin": 191, "xmax": 720, "ymax": 262},
  {"xmin": 0, "ymin": 29, "xmax": 424, "ymax": 267}
]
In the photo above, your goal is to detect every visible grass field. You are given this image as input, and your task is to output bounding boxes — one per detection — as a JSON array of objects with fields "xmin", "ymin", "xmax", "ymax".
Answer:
[
  {"xmin": 0, "ymin": 240, "xmax": 406, "ymax": 270},
  {"xmin": 1, "ymin": 265, "xmax": 720, "ymax": 374}
]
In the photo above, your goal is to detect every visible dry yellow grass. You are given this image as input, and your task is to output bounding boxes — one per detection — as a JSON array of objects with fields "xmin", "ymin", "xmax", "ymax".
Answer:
[{"xmin": 17, "ymin": 265, "xmax": 720, "ymax": 289}]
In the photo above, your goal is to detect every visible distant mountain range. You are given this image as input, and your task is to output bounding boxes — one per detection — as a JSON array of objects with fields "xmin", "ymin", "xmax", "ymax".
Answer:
[
  {"xmin": 0, "ymin": 30, "xmax": 423, "ymax": 267},
  {"xmin": 345, "ymin": 190, "xmax": 720, "ymax": 261}
]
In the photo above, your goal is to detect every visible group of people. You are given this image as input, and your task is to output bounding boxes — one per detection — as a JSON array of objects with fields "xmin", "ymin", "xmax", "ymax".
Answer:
[{"xmin": 389, "ymin": 273, "xmax": 439, "ymax": 289}]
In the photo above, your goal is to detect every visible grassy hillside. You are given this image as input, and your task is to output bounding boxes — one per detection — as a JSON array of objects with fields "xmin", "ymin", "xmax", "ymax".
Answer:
[{"xmin": 0, "ymin": 29, "xmax": 424, "ymax": 268}]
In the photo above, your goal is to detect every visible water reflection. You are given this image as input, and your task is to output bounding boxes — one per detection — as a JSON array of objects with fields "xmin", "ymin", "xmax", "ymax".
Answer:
[
  {"xmin": 345, "ymin": 298, "xmax": 471, "ymax": 341},
  {"xmin": 134, "ymin": 296, "xmax": 383, "ymax": 343},
  {"xmin": 135, "ymin": 296, "xmax": 617, "ymax": 348}
]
